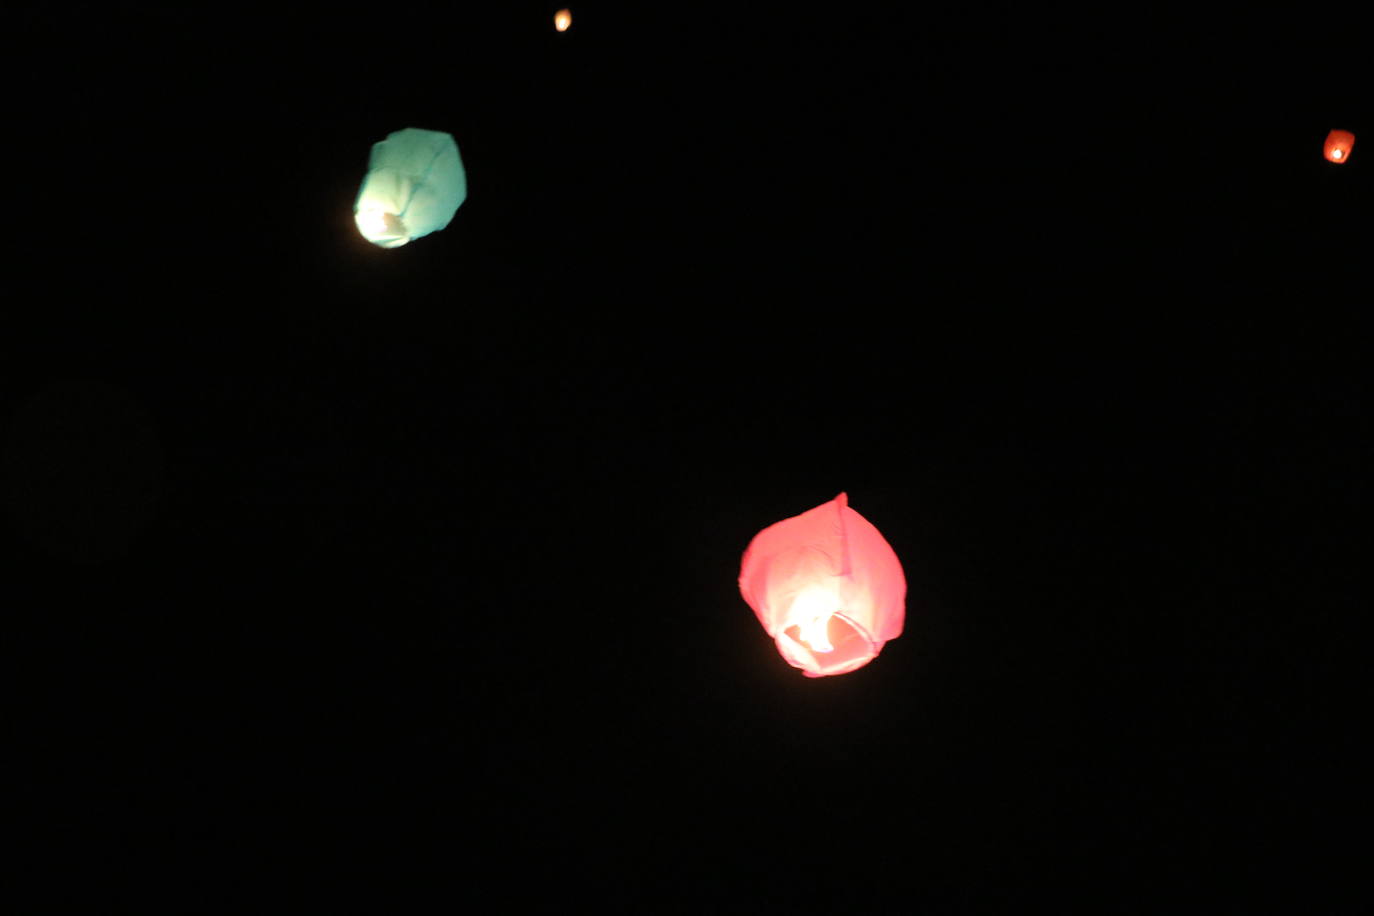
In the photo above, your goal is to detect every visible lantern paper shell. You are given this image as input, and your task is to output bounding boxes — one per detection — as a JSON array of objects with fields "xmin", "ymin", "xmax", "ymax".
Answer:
[
  {"xmin": 354, "ymin": 128, "xmax": 467, "ymax": 248},
  {"xmin": 555, "ymin": 9, "xmax": 572, "ymax": 32},
  {"xmin": 1324, "ymin": 130, "xmax": 1356, "ymax": 164},
  {"xmin": 739, "ymin": 493, "xmax": 906, "ymax": 678}
]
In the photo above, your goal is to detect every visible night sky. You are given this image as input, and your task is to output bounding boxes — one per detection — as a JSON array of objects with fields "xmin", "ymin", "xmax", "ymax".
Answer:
[{"xmin": 8, "ymin": 4, "xmax": 1371, "ymax": 911}]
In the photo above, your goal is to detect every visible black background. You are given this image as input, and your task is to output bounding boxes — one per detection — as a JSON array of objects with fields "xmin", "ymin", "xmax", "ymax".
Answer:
[{"xmin": 7, "ymin": 4, "xmax": 1370, "ymax": 911}]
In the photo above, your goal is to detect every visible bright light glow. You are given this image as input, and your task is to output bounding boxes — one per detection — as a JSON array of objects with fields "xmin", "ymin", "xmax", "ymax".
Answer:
[
  {"xmin": 357, "ymin": 208, "xmax": 389, "ymax": 236},
  {"xmin": 1332, "ymin": 149, "xmax": 1343, "ymax": 159},
  {"xmin": 790, "ymin": 585, "xmax": 839, "ymax": 653},
  {"xmin": 800, "ymin": 615, "xmax": 834, "ymax": 653},
  {"xmin": 354, "ymin": 208, "xmax": 410, "ymax": 247},
  {"xmin": 555, "ymin": 9, "xmax": 572, "ymax": 31}
]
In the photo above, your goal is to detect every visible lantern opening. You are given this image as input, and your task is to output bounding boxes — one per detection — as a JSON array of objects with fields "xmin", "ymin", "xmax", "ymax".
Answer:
[
  {"xmin": 778, "ymin": 612, "xmax": 877, "ymax": 677},
  {"xmin": 355, "ymin": 207, "xmax": 410, "ymax": 248}
]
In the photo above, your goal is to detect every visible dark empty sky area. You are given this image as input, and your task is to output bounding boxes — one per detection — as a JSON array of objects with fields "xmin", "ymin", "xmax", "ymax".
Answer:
[{"xmin": 6, "ymin": 4, "xmax": 1371, "ymax": 912}]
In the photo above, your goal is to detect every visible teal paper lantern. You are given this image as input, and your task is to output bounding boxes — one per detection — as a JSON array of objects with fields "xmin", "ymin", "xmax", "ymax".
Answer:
[{"xmin": 354, "ymin": 128, "xmax": 467, "ymax": 248}]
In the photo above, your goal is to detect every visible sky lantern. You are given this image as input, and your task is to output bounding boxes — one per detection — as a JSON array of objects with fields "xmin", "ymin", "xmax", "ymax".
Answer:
[
  {"xmin": 554, "ymin": 9, "xmax": 572, "ymax": 32},
  {"xmin": 354, "ymin": 128, "xmax": 467, "ymax": 248},
  {"xmin": 1324, "ymin": 130, "xmax": 1356, "ymax": 164},
  {"xmin": 739, "ymin": 493, "xmax": 906, "ymax": 678}
]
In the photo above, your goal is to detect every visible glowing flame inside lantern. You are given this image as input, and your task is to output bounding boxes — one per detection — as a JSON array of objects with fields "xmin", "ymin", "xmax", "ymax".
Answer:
[
  {"xmin": 555, "ymin": 9, "xmax": 572, "ymax": 31},
  {"xmin": 354, "ymin": 207, "xmax": 410, "ymax": 248},
  {"xmin": 790, "ymin": 585, "xmax": 838, "ymax": 653}
]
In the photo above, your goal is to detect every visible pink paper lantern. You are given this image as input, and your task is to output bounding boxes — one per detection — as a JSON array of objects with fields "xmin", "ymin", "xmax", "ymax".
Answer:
[{"xmin": 739, "ymin": 493, "xmax": 906, "ymax": 677}]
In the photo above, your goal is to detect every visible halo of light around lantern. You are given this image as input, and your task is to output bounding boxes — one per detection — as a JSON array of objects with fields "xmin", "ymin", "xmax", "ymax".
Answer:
[
  {"xmin": 1324, "ymin": 130, "xmax": 1355, "ymax": 164},
  {"xmin": 354, "ymin": 128, "xmax": 466, "ymax": 248},
  {"xmin": 555, "ymin": 9, "xmax": 572, "ymax": 32},
  {"xmin": 739, "ymin": 493, "xmax": 906, "ymax": 678}
]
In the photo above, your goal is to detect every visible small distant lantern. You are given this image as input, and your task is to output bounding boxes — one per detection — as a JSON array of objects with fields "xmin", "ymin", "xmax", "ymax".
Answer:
[
  {"xmin": 1324, "ymin": 130, "xmax": 1356, "ymax": 164},
  {"xmin": 554, "ymin": 9, "xmax": 572, "ymax": 32},
  {"xmin": 739, "ymin": 494, "xmax": 906, "ymax": 678}
]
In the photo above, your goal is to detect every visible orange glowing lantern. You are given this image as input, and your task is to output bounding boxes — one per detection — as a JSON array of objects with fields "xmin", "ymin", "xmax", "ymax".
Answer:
[
  {"xmin": 1324, "ymin": 130, "xmax": 1355, "ymax": 164},
  {"xmin": 554, "ymin": 8, "xmax": 572, "ymax": 32},
  {"xmin": 739, "ymin": 493, "xmax": 906, "ymax": 678}
]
